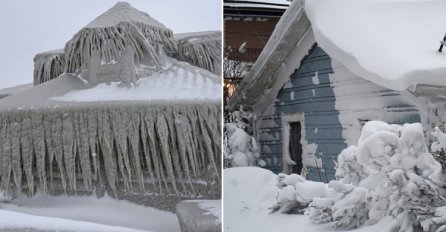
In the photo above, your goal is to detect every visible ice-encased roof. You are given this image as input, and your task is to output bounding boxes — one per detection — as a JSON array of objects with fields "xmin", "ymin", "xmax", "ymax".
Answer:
[
  {"xmin": 64, "ymin": 1, "xmax": 177, "ymax": 74},
  {"xmin": 0, "ymin": 83, "xmax": 33, "ymax": 96},
  {"xmin": 174, "ymin": 31, "xmax": 222, "ymax": 75},
  {"xmin": 305, "ymin": 0, "xmax": 446, "ymax": 91},
  {"xmin": 0, "ymin": 59, "xmax": 220, "ymax": 110},
  {"xmin": 85, "ymin": 2, "xmax": 167, "ymax": 29}
]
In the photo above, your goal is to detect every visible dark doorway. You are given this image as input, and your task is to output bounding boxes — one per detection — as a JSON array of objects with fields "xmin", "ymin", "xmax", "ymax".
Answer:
[{"xmin": 289, "ymin": 122, "xmax": 303, "ymax": 174}]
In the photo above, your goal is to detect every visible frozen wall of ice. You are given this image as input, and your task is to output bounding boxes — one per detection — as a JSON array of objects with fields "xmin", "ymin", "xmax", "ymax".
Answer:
[{"xmin": 0, "ymin": 102, "xmax": 221, "ymax": 200}]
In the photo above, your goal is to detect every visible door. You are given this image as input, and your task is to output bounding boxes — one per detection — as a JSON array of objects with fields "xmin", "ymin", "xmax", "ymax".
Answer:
[{"xmin": 289, "ymin": 122, "xmax": 303, "ymax": 174}]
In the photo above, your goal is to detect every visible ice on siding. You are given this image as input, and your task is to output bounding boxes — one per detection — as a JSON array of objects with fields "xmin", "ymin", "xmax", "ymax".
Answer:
[
  {"xmin": 311, "ymin": 71, "xmax": 320, "ymax": 85},
  {"xmin": 303, "ymin": 143, "xmax": 322, "ymax": 168},
  {"xmin": 305, "ymin": 0, "xmax": 446, "ymax": 91}
]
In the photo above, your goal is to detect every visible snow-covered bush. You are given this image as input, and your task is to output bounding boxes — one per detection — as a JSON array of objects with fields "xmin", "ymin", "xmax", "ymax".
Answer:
[
  {"xmin": 224, "ymin": 107, "xmax": 265, "ymax": 168},
  {"xmin": 271, "ymin": 121, "xmax": 446, "ymax": 231},
  {"xmin": 224, "ymin": 123, "xmax": 262, "ymax": 167},
  {"xmin": 270, "ymin": 173, "xmax": 327, "ymax": 214}
]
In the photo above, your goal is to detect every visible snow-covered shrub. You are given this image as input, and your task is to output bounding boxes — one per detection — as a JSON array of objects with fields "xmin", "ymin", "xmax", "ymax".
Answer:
[
  {"xmin": 306, "ymin": 197, "xmax": 333, "ymax": 224},
  {"xmin": 224, "ymin": 123, "xmax": 262, "ymax": 167},
  {"xmin": 270, "ymin": 173, "xmax": 327, "ymax": 214},
  {"xmin": 271, "ymin": 120, "xmax": 446, "ymax": 231},
  {"xmin": 335, "ymin": 146, "xmax": 367, "ymax": 185},
  {"xmin": 224, "ymin": 107, "xmax": 265, "ymax": 168}
]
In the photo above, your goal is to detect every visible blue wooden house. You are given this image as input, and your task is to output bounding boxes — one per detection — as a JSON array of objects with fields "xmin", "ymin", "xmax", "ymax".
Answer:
[{"xmin": 226, "ymin": 1, "xmax": 442, "ymax": 182}]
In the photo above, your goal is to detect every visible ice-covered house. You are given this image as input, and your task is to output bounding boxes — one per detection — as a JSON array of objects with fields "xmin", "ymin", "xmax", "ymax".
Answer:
[
  {"xmin": 226, "ymin": 0, "xmax": 446, "ymax": 182},
  {"xmin": 0, "ymin": 1, "xmax": 221, "ymax": 209}
]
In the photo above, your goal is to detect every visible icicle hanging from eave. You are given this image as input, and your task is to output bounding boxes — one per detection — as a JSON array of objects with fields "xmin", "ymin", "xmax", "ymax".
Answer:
[
  {"xmin": 0, "ymin": 102, "xmax": 221, "ymax": 199},
  {"xmin": 64, "ymin": 21, "xmax": 178, "ymax": 74},
  {"xmin": 175, "ymin": 32, "xmax": 222, "ymax": 75},
  {"xmin": 33, "ymin": 51, "xmax": 66, "ymax": 85}
]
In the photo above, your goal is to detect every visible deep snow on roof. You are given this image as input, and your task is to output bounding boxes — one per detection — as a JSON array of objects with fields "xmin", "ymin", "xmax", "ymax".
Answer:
[
  {"xmin": 305, "ymin": 0, "xmax": 446, "ymax": 91},
  {"xmin": 85, "ymin": 2, "xmax": 166, "ymax": 29}
]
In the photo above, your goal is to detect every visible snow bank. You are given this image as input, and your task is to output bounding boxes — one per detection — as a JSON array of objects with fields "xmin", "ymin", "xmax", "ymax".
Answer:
[
  {"xmin": 0, "ymin": 193, "xmax": 179, "ymax": 232},
  {"xmin": 224, "ymin": 167, "xmax": 398, "ymax": 231},
  {"xmin": 305, "ymin": 0, "xmax": 446, "ymax": 91}
]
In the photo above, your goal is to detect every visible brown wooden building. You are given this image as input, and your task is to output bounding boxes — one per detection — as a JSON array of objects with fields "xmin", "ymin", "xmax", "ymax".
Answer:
[{"xmin": 224, "ymin": 0, "xmax": 289, "ymax": 103}]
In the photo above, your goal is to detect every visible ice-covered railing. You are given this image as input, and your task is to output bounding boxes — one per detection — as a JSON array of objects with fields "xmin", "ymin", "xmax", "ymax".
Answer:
[
  {"xmin": 0, "ymin": 102, "xmax": 221, "ymax": 199},
  {"xmin": 175, "ymin": 31, "xmax": 222, "ymax": 75},
  {"xmin": 64, "ymin": 2, "xmax": 177, "ymax": 75},
  {"xmin": 33, "ymin": 49, "xmax": 65, "ymax": 85}
]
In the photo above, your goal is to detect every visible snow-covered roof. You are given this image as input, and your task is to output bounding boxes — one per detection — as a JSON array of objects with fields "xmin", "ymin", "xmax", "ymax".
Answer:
[
  {"xmin": 305, "ymin": 0, "xmax": 446, "ymax": 91},
  {"xmin": 85, "ymin": 2, "xmax": 167, "ymax": 29},
  {"xmin": 0, "ymin": 83, "xmax": 33, "ymax": 96},
  {"xmin": 0, "ymin": 59, "xmax": 220, "ymax": 110},
  {"xmin": 224, "ymin": 0, "xmax": 290, "ymax": 10}
]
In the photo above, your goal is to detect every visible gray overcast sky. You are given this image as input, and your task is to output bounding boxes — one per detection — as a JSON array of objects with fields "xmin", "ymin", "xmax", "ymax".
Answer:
[{"xmin": 0, "ymin": 0, "xmax": 222, "ymax": 89}]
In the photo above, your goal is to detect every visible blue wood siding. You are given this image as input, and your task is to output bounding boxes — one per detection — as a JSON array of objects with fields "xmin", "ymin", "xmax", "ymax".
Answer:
[{"xmin": 257, "ymin": 45, "xmax": 421, "ymax": 182}]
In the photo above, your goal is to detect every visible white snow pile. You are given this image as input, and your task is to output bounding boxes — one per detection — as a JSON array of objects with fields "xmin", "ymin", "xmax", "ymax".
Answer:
[
  {"xmin": 226, "ymin": 121, "xmax": 446, "ymax": 232},
  {"xmin": 305, "ymin": 0, "xmax": 446, "ymax": 91},
  {"xmin": 52, "ymin": 61, "xmax": 220, "ymax": 102},
  {"xmin": 224, "ymin": 167, "xmax": 397, "ymax": 232},
  {"xmin": 0, "ymin": 193, "xmax": 180, "ymax": 232},
  {"xmin": 224, "ymin": 123, "xmax": 266, "ymax": 167}
]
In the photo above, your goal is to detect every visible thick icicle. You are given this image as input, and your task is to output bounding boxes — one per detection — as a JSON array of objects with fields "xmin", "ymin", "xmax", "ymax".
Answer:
[
  {"xmin": 1, "ymin": 120, "xmax": 12, "ymax": 196},
  {"xmin": 32, "ymin": 113, "xmax": 47, "ymax": 194},
  {"xmin": 156, "ymin": 112, "xmax": 179, "ymax": 195},
  {"xmin": 10, "ymin": 116, "xmax": 22, "ymax": 198},
  {"xmin": 21, "ymin": 116, "xmax": 34, "ymax": 197},
  {"xmin": 62, "ymin": 112, "xmax": 76, "ymax": 192}
]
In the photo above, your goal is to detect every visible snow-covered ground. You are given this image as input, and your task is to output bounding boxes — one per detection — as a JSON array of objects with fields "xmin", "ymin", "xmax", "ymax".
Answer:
[
  {"xmin": 0, "ymin": 194, "xmax": 180, "ymax": 232},
  {"xmin": 305, "ymin": 0, "xmax": 446, "ymax": 90},
  {"xmin": 224, "ymin": 167, "xmax": 397, "ymax": 232}
]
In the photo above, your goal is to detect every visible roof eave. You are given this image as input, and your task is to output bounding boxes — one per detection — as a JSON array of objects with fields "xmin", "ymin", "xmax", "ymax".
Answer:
[{"xmin": 226, "ymin": 0, "xmax": 309, "ymax": 111}]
